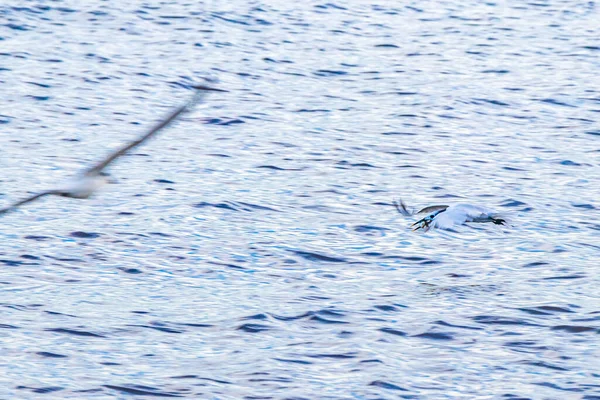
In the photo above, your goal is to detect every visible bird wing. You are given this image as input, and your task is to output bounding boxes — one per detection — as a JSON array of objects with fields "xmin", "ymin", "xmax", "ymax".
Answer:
[
  {"xmin": 0, "ymin": 190, "xmax": 61, "ymax": 215},
  {"xmin": 83, "ymin": 103, "xmax": 188, "ymax": 176},
  {"xmin": 394, "ymin": 200, "xmax": 449, "ymax": 216},
  {"xmin": 416, "ymin": 205, "xmax": 449, "ymax": 215},
  {"xmin": 84, "ymin": 84, "xmax": 225, "ymax": 176},
  {"xmin": 393, "ymin": 199, "xmax": 413, "ymax": 216}
]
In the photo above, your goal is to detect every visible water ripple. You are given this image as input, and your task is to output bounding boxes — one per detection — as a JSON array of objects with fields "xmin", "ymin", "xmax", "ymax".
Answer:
[{"xmin": 1, "ymin": 0, "xmax": 599, "ymax": 397}]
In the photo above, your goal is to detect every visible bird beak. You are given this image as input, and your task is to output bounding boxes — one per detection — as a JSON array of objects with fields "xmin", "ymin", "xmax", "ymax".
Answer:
[
  {"xmin": 411, "ymin": 217, "xmax": 431, "ymax": 231},
  {"xmin": 191, "ymin": 84, "xmax": 228, "ymax": 93},
  {"xmin": 411, "ymin": 218, "xmax": 425, "ymax": 228}
]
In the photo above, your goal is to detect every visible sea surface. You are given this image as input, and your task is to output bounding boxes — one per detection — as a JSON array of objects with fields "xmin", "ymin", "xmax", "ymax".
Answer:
[{"xmin": 1, "ymin": 1, "xmax": 599, "ymax": 398}]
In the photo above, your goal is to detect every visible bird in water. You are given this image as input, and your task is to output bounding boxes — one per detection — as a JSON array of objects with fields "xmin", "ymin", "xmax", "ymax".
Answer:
[
  {"xmin": 0, "ymin": 84, "xmax": 227, "ymax": 216},
  {"xmin": 393, "ymin": 200, "xmax": 506, "ymax": 231}
]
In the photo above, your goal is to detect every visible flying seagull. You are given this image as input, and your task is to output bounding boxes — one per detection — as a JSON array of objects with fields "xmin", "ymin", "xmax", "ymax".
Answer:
[
  {"xmin": 0, "ymin": 84, "xmax": 227, "ymax": 216},
  {"xmin": 393, "ymin": 200, "xmax": 506, "ymax": 231}
]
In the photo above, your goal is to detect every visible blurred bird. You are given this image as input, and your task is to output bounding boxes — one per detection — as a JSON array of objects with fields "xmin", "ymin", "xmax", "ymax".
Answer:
[
  {"xmin": 0, "ymin": 84, "xmax": 227, "ymax": 216},
  {"xmin": 393, "ymin": 200, "xmax": 506, "ymax": 231}
]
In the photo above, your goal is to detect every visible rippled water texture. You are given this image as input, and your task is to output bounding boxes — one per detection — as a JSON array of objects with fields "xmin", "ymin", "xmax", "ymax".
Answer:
[{"xmin": 1, "ymin": 1, "xmax": 599, "ymax": 398}]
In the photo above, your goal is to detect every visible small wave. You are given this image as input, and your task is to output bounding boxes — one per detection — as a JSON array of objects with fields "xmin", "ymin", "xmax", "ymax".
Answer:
[
  {"xmin": 290, "ymin": 250, "xmax": 347, "ymax": 263},
  {"xmin": 369, "ymin": 380, "xmax": 408, "ymax": 391},
  {"xmin": 379, "ymin": 327, "xmax": 407, "ymax": 337},
  {"xmin": 70, "ymin": 231, "xmax": 101, "ymax": 239},
  {"xmin": 46, "ymin": 328, "xmax": 105, "ymax": 338},
  {"xmin": 104, "ymin": 385, "xmax": 183, "ymax": 397},
  {"xmin": 36, "ymin": 352, "xmax": 67, "ymax": 358},
  {"xmin": 551, "ymin": 325, "xmax": 597, "ymax": 333},
  {"xmin": 473, "ymin": 316, "xmax": 541, "ymax": 326},
  {"xmin": 194, "ymin": 201, "xmax": 278, "ymax": 212},
  {"xmin": 412, "ymin": 331, "xmax": 454, "ymax": 340},
  {"xmin": 16, "ymin": 386, "xmax": 63, "ymax": 394},
  {"xmin": 237, "ymin": 323, "xmax": 271, "ymax": 333}
]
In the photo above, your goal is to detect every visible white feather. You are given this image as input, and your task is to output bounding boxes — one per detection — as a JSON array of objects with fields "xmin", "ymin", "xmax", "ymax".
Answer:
[{"xmin": 429, "ymin": 204, "xmax": 498, "ymax": 230}]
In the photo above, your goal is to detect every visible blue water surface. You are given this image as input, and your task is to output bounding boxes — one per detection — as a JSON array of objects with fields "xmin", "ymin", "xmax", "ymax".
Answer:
[{"xmin": 1, "ymin": 1, "xmax": 599, "ymax": 398}]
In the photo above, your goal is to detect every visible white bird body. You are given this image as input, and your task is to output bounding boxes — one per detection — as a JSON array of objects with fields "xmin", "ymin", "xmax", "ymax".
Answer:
[
  {"xmin": 425, "ymin": 204, "xmax": 499, "ymax": 230},
  {"xmin": 57, "ymin": 174, "xmax": 108, "ymax": 199},
  {"xmin": 394, "ymin": 200, "xmax": 506, "ymax": 231},
  {"xmin": 0, "ymin": 84, "xmax": 226, "ymax": 216}
]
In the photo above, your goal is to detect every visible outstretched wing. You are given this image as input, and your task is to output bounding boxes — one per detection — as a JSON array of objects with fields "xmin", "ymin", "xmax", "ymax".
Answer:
[
  {"xmin": 416, "ymin": 205, "xmax": 449, "ymax": 215},
  {"xmin": 393, "ymin": 200, "xmax": 449, "ymax": 216},
  {"xmin": 0, "ymin": 190, "xmax": 61, "ymax": 215},
  {"xmin": 84, "ymin": 84, "xmax": 226, "ymax": 176},
  {"xmin": 84, "ymin": 103, "xmax": 188, "ymax": 176},
  {"xmin": 393, "ymin": 199, "xmax": 413, "ymax": 216}
]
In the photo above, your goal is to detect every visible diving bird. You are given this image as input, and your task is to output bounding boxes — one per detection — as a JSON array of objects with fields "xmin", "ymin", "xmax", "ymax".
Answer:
[
  {"xmin": 393, "ymin": 200, "xmax": 506, "ymax": 231},
  {"xmin": 0, "ymin": 84, "xmax": 227, "ymax": 216}
]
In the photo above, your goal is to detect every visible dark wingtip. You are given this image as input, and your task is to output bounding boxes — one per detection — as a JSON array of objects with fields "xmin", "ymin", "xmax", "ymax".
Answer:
[
  {"xmin": 192, "ymin": 84, "xmax": 228, "ymax": 92},
  {"xmin": 393, "ymin": 199, "xmax": 411, "ymax": 216},
  {"xmin": 493, "ymin": 218, "xmax": 506, "ymax": 225}
]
